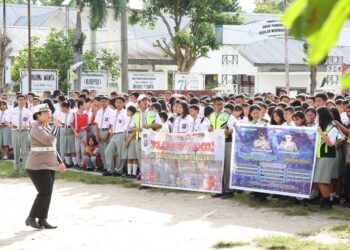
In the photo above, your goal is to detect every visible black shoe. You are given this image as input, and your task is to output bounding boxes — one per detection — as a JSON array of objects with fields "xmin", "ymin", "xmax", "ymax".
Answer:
[
  {"xmin": 131, "ymin": 174, "xmax": 137, "ymax": 179},
  {"xmin": 86, "ymin": 168, "xmax": 94, "ymax": 172},
  {"xmin": 74, "ymin": 164, "xmax": 81, "ymax": 170},
  {"xmin": 221, "ymin": 193, "xmax": 234, "ymax": 199},
  {"xmin": 252, "ymin": 193, "xmax": 267, "ymax": 202},
  {"xmin": 314, "ymin": 198, "xmax": 332, "ymax": 211},
  {"xmin": 102, "ymin": 172, "xmax": 112, "ymax": 176},
  {"xmin": 137, "ymin": 174, "xmax": 141, "ymax": 180},
  {"xmin": 38, "ymin": 219, "xmax": 57, "ymax": 229},
  {"xmin": 211, "ymin": 193, "xmax": 223, "ymax": 198},
  {"xmin": 66, "ymin": 164, "xmax": 73, "ymax": 169},
  {"xmin": 331, "ymin": 197, "xmax": 341, "ymax": 205},
  {"xmin": 25, "ymin": 216, "xmax": 43, "ymax": 229},
  {"xmin": 126, "ymin": 174, "xmax": 132, "ymax": 179},
  {"xmin": 138, "ymin": 186, "xmax": 150, "ymax": 190},
  {"xmin": 112, "ymin": 172, "xmax": 122, "ymax": 177}
]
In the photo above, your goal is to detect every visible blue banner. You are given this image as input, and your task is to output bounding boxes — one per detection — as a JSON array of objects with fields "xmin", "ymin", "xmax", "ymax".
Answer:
[{"xmin": 230, "ymin": 125, "xmax": 317, "ymax": 198}]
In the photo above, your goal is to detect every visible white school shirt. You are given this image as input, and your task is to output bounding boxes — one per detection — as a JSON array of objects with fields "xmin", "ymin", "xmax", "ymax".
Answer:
[
  {"xmin": 326, "ymin": 127, "xmax": 339, "ymax": 146},
  {"xmin": 341, "ymin": 112, "xmax": 349, "ymax": 126},
  {"xmin": 172, "ymin": 115, "xmax": 194, "ymax": 133},
  {"xmin": 57, "ymin": 111, "xmax": 74, "ymax": 126},
  {"xmin": 237, "ymin": 116, "xmax": 249, "ymax": 124},
  {"xmin": 160, "ymin": 123, "xmax": 170, "ymax": 133},
  {"xmin": 95, "ymin": 107, "xmax": 114, "ymax": 129},
  {"xmin": 110, "ymin": 109, "xmax": 129, "ymax": 133},
  {"xmin": 8, "ymin": 107, "xmax": 33, "ymax": 129},
  {"xmin": 0, "ymin": 109, "xmax": 10, "ymax": 124},
  {"xmin": 192, "ymin": 117, "xmax": 202, "ymax": 132},
  {"xmin": 200, "ymin": 117, "xmax": 211, "ymax": 131},
  {"xmin": 282, "ymin": 121, "xmax": 296, "ymax": 127}
]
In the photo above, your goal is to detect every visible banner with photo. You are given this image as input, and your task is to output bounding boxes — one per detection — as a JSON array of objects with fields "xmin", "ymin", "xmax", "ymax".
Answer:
[
  {"xmin": 141, "ymin": 130, "xmax": 225, "ymax": 193},
  {"xmin": 230, "ymin": 125, "xmax": 317, "ymax": 198}
]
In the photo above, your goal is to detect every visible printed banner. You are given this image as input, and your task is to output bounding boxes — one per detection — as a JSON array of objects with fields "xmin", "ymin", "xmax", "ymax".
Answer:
[
  {"xmin": 129, "ymin": 72, "xmax": 167, "ymax": 90},
  {"xmin": 141, "ymin": 130, "xmax": 225, "ymax": 193},
  {"xmin": 21, "ymin": 69, "xmax": 58, "ymax": 94},
  {"xmin": 81, "ymin": 72, "xmax": 108, "ymax": 91},
  {"xmin": 174, "ymin": 74, "xmax": 204, "ymax": 90},
  {"xmin": 230, "ymin": 125, "xmax": 317, "ymax": 198}
]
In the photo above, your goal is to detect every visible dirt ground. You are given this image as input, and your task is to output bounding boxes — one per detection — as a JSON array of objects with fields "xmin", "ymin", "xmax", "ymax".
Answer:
[{"xmin": 0, "ymin": 178, "xmax": 345, "ymax": 250}]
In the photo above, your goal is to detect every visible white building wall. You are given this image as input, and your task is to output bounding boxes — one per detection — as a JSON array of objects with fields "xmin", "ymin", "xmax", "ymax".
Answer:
[{"xmin": 255, "ymin": 72, "xmax": 328, "ymax": 95}]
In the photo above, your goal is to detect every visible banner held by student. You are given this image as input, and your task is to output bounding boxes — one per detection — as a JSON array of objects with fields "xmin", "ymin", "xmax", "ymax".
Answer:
[
  {"xmin": 141, "ymin": 130, "xmax": 225, "ymax": 193},
  {"xmin": 230, "ymin": 125, "xmax": 317, "ymax": 198}
]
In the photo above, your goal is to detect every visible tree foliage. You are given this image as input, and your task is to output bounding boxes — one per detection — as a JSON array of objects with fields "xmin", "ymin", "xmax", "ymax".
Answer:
[
  {"xmin": 282, "ymin": 0, "xmax": 350, "ymax": 89},
  {"xmin": 11, "ymin": 29, "xmax": 120, "ymax": 92},
  {"xmin": 129, "ymin": 0, "xmax": 242, "ymax": 73},
  {"xmin": 253, "ymin": 0, "xmax": 293, "ymax": 14}
]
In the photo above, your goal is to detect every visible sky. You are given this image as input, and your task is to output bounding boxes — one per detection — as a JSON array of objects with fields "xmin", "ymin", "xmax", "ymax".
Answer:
[{"xmin": 129, "ymin": 0, "xmax": 256, "ymax": 13}]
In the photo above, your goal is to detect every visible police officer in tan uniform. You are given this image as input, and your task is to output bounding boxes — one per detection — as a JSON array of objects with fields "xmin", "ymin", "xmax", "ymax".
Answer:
[{"xmin": 25, "ymin": 104, "xmax": 66, "ymax": 229}]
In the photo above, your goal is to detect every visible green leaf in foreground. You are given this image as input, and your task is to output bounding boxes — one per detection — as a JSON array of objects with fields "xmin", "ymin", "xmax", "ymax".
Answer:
[
  {"xmin": 341, "ymin": 73, "xmax": 350, "ymax": 90},
  {"xmin": 308, "ymin": 0, "xmax": 350, "ymax": 64}
]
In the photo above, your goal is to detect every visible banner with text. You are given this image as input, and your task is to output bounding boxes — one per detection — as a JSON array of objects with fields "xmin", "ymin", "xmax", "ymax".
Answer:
[
  {"xmin": 174, "ymin": 74, "xmax": 204, "ymax": 90},
  {"xmin": 141, "ymin": 130, "xmax": 225, "ymax": 193},
  {"xmin": 81, "ymin": 72, "xmax": 108, "ymax": 92},
  {"xmin": 21, "ymin": 69, "xmax": 58, "ymax": 94},
  {"xmin": 230, "ymin": 125, "xmax": 317, "ymax": 198},
  {"xmin": 129, "ymin": 72, "xmax": 167, "ymax": 90}
]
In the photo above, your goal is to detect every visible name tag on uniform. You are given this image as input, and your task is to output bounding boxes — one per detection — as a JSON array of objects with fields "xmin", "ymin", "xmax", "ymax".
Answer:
[
  {"xmin": 220, "ymin": 116, "xmax": 227, "ymax": 122},
  {"xmin": 118, "ymin": 119, "xmax": 122, "ymax": 123},
  {"xmin": 104, "ymin": 117, "xmax": 109, "ymax": 122},
  {"xmin": 182, "ymin": 124, "xmax": 187, "ymax": 129},
  {"xmin": 23, "ymin": 116, "xmax": 28, "ymax": 122}
]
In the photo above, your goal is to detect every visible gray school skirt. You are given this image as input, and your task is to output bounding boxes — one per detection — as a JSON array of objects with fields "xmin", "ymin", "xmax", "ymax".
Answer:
[
  {"xmin": 59, "ymin": 127, "xmax": 75, "ymax": 154},
  {"xmin": 313, "ymin": 157, "xmax": 336, "ymax": 184},
  {"xmin": 0, "ymin": 127, "xmax": 11, "ymax": 146},
  {"xmin": 122, "ymin": 136, "xmax": 137, "ymax": 160}
]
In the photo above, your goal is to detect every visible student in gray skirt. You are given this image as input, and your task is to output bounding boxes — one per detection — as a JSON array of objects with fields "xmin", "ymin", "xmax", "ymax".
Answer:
[
  {"xmin": 313, "ymin": 107, "xmax": 339, "ymax": 210},
  {"xmin": 0, "ymin": 101, "xmax": 11, "ymax": 159},
  {"xmin": 123, "ymin": 106, "xmax": 138, "ymax": 178}
]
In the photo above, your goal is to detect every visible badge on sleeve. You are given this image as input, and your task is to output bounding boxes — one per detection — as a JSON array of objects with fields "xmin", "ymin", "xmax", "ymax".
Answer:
[
  {"xmin": 182, "ymin": 124, "xmax": 187, "ymax": 129},
  {"xmin": 37, "ymin": 125, "xmax": 43, "ymax": 130}
]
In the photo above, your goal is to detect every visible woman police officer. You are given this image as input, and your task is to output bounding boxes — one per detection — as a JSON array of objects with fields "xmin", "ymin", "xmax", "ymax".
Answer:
[{"xmin": 25, "ymin": 103, "xmax": 66, "ymax": 229}]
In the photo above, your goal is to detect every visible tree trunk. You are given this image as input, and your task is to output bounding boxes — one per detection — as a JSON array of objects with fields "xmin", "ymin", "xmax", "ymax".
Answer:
[
  {"xmin": 310, "ymin": 65, "xmax": 317, "ymax": 95},
  {"xmin": 73, "ymin": 0, "xmax": 84, "ymax": 91}
]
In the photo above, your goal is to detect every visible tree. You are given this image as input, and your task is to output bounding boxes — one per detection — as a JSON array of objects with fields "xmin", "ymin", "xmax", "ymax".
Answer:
[
  {"xmin": 129, "ymin": 0, "xmax": 241, "ymax": 73},
  {"xmin": 11, "ymin": 29, "xmax": 119, "ymax": 92},
  {"xmin": 283, "ymin": 0, "xmax": 350, "ymax": 90},
  {"xmin": 0, "ymin": 34, "xmax": 12, "ymax": 92},
  {"xmin": 253, "ymin": 0, "xmax": 293, "ymax": 14}
]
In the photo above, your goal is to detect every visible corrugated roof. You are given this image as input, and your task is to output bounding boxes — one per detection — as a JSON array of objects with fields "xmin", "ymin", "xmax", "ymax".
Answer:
[
  {"xmin": 5, "ymin": 26, "xmax": 174, "ymax": 65},
  {"xmin": 14, "ymin": 9, "xmax": 61, "ymax": 27},
  {"xmin": 238, "ymin": 38, "xmax": 350, "ymax": 65}
]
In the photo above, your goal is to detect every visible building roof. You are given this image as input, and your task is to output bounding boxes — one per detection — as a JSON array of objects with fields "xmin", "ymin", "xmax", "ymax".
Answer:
[
  {"xmin": 5, "ymin": 26, "xmax": 174, "ymax": 65},
  {"xmin": 238, "ymin": 38, "xmax": 350, "ymax": 66}
]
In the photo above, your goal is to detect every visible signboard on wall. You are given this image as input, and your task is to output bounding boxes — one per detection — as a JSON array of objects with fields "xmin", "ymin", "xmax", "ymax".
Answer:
[
  {"xmin": 81, "ymin": 72, "xmax": 108, "ymax": 91},
  {"xmin": 174, "ymin": 74, "xmax": 204, "ymax": 90},
  {"xmin": 5, "ymin": 58, "xmax": 11, "ymax": 85},
  {"xmin": 21, "ymin": 69, "xmax": 58, "ymax": 94},
  {"xmin": 128, "ymin": 72, "xmax": 167, "ymax": 90}
]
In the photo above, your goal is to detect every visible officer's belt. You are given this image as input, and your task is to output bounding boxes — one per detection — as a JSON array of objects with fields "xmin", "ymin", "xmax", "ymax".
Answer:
[{"xmin": 31, "ymin": 147, "xmax": 57, "ymax": 152}]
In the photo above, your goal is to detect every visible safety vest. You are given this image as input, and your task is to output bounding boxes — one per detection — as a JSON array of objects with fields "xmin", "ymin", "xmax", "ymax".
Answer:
[
  {"xmin": 210, "ymin": 111, "xmax": 231, "ymax": 141},
  {"xmin": 317, "ymin": 124, "xmax": 336, "ymax": 158},
  {"xmin": 133, "ymin": 110, "xmax": 156, "ymax": 140}
]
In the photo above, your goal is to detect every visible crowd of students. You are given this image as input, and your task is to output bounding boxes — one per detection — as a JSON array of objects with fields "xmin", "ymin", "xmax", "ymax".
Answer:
[{"xmin": 1, "ymin": 88, "xmax": 350, "ymax": 210}]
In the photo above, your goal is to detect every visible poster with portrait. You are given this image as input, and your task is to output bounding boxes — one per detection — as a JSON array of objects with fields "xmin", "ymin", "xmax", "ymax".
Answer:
[
  {"xmin": 141, "ymin": 130, "xmax": 225, "ymax": 193},
  {"xmin": 230, "ymin": 125, "xmax": 317, "ymax": 198}
]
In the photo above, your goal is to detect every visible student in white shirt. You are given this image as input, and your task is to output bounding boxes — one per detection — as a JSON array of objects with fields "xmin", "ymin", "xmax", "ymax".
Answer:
[
  {"xmin": 0, "ymin": 101, "xmax": 11, "ymax": 160},
  {"xmin": 172, "ymin": 101, "xmax": 194, "ymax": 133},
  {"xmin": 200, "ymin": 106, "xmax": 214, "ymax": 131},
  {"xmin": 8, "ymin": 94, "xmax": 33, "ymax": 174},
  {"xmin": 233, "ymin": 105, "xmax": 249, "ymax": 124},
  {"xmin": 282, "ymin": 106, "xmax": 296, "ymax": 126},
  {"xmin": 104, "ymin": 97, "xmax": 128, "ymax": 176},
  {"xmin": 159, "ymin": 112, "xmax": 170, "ymax": 133},
  {"xmin": 189, "ymin": 104, "xmax": 201, "ymax": 132},
  {"xmin": 305, "ymin": 108, "xmax": 317, "ymax": 127}
]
